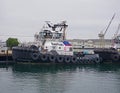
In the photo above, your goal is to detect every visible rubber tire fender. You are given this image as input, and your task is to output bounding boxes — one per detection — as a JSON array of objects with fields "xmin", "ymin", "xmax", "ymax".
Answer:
[
  {"xmin": 57, "ymin": 55, "xmax": 64, "ymax": 63},
  {"xmin": 31, "ymin": 52, "xmax": 39, "ymax": 61},
  {"xmin": 40, "ymin": 54, "xmax": 48, "ymax": 62},
  {"xmin": 94, "ymin": 57, "xmax": 100, "ymax": 63},
  {"xmin": 111, "ymin": 54, "xmax": 119, "ymax": 62},
  {"xmin": 71, "ymin": 56, "xmax": 77, "ymax": 63},
  {"xmin": 64, "ymin": 56, "xmax": 71, "ymax": 63},
  {"xmin": 49, "ymin": 55, "xmax": 56, "ymax": 62}
]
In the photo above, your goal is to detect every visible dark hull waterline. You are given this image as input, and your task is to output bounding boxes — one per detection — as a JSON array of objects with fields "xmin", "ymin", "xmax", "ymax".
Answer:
[{"xmin": 12, "ymin": 47, "xmax": 101, "ymax": 64}]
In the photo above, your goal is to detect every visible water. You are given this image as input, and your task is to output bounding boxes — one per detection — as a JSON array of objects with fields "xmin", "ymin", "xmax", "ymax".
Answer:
[{"xmin": 0, "ymin": 63, "xmax": 120, "ymax": 93}]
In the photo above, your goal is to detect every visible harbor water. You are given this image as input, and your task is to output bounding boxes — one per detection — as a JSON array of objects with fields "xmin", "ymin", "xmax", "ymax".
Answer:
[{"xmin": 0, "ymin": 63, "xmax": 120, "ymax": 93}]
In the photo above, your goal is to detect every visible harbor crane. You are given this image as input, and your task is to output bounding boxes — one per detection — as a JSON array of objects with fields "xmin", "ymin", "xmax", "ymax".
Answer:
[{"xmin": 98, "ymin": 14, "xmax": 115, "ymax": 48}]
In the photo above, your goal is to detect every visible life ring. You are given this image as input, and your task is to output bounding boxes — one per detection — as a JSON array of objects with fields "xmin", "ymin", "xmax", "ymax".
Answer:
[
  {"xmin": 31, "ymin": 52, "xmax": 39, "ymax": 61},
  {"xmin": 71, "ymin": 56, "xmax": 77, "ymax": 63},
  {"xmin": 57, "ymin": 55, "xmax": 64, "ymax": 63},
  {"xmin": 40, "ymin": 54, "xmax": 48, "ymax": 62},
  {"xmin": 49, "ymin": 55, "xmax": 56, "ymax": 62},
  {"xmin": 64, "ymin": 56, "xmax": 71, "ymax": 63},
  {"xmin": 111, "ymin": 54, "xmax": 119, "ymax": 62}
]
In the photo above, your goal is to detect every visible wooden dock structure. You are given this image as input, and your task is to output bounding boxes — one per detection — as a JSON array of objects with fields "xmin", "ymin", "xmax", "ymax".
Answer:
[{"xmin": 0, "ymin": 53, "xmax": 14, "ymax": 65}]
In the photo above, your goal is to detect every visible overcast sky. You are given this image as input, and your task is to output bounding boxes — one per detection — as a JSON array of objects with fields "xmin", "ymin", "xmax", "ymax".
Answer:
[{"xmin": 0, "ymin": 0, "xmax": 120, "ymax": 42}]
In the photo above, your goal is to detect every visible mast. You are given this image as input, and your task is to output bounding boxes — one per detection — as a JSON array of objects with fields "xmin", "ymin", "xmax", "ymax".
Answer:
[{"xmin": 62, "ymin": 21, "xmax": 68, "ymax": 40}]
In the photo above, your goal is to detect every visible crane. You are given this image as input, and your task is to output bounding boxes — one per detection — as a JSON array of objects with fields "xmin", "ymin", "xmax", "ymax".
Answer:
[{"xmin": 98, "ymin": 13, "xmax": 115, "ymax": 48}]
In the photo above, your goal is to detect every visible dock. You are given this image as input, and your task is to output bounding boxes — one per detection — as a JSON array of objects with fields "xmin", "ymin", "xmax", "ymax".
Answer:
[{"xmin": 0, "ymin": 54, "xmax": 14, "ymax": 64}]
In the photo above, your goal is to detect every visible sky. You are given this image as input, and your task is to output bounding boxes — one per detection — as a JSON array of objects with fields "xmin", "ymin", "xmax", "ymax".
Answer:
[{"xmin": 0, "ymin": 0, "xmax": 120, "ymax": 42}]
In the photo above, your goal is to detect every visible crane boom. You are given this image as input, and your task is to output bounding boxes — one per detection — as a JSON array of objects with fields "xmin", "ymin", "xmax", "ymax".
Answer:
[
  {"xmin": 104, "ymin": 13, "xmax": 115, "ymax": 35},
  {"xmin": 98, "ymin": 13, "xmax": 115, "ymax": 48}
]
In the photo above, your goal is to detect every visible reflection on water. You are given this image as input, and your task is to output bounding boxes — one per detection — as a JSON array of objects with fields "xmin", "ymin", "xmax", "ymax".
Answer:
[
  {"xmin": 12, "ymin": 63, "xmax": 120, "ymax": 73},
  {"xmin": 0, "ymin": 63, "xmax": 120, "ymax": 93}
]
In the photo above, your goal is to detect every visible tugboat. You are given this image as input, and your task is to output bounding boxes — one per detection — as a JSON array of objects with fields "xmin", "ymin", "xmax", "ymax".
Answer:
[{"xmin": 12, "ymin": 21, "xmax": 101, "ymax": 64}]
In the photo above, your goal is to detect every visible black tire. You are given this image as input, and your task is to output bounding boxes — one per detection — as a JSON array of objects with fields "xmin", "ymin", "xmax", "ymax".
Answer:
[
  {"xmin": 31, "ymin": 52, "xmax": 39, "ymax": 61},
  {"xmin": 57, "ymin": 55, "xmax": 64, "ymax": 63},
  {"xmin": 111, "ymin": 54, "xmax": 119, "ymax": 62},
  {"xmin": 30, "ymin": 45, "xmax": 38, "ymax": 50},
  {"xmin": 71, "ymin": 56, "xmax": 77, "ymax": 63},
  {"xmin": 87, "ymin": 57, "xmax": 94, "ymax": 64},
  {"xmin": 49, "ymin": 55, "xmax": 56, "ymax": 62},
  {"xmin": 40, "ymin": 54, "xmax": 48, "ymax": 62},
  {"xmin": 88, "ymin": 58, "xmax": 94, "ymax": 64},
  {"xmin": 94, "ymin": 57, "xmax": 100, "ymax": 63},
  {"xmin": 64, "ymin": 56, "xmax": 71, "ymax": 63},
  {"xmin": 82, "ymin": 58, "xmax": 88, "ymax": 64}
]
